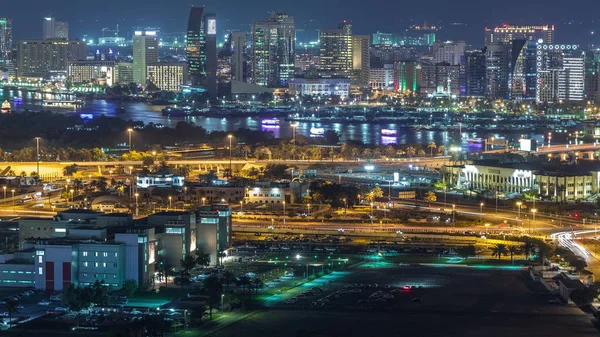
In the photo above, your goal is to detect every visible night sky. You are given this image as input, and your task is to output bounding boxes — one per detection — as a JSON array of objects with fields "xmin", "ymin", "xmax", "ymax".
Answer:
[{"xmin": 4, "ymin": 0, "xmax": 600, "ymax": 46}]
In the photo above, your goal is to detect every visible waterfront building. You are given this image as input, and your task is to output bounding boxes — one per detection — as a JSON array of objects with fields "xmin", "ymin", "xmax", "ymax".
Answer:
[
  {"xmin": 132, "ymin": 31, "xmax": 158, "ymax": 87},
  {"xmin": 369, "ymin": 64, "xmax": 394, "ymax": 90},
  {"xmin": 394, "ymin": 61, "xmax": 420, "ymax": 93},
  {"xmin": 319, "ymin": 21, "xmax": 353, "ymax": 78},
  {"xmin": 117, "ymin": 62, "xmax": 134, "ymax": 83},
  {"xmin": 230, "ymin": 31, "xmax": 247, "ymax": 82},
  {"xmin": 251, "ymin": 12, "xmax": 295, "ymax": 87},
  {"xmin": 17, "ymin": 39, "xmax": 86, "ymax": 78},
  {"xmin": 68, "ymin": 60, "xmax": 118, "ymax": 86},
  {"xmin": 147, "ymin": 63, "xmax": 188, "ymax": 92},
  {"xmin": 419, "ymin": 62, "xmax": 462, "ymax": 96},
  {"xmin": 288, "ymin": 76, "xmax": 351, "ymax": 100},
  {"xmin": 486, "ymin": 43, "xmax": 510, "ymax": 99},
  {"xmin": 465, "ymin": 50, "xmax": 487, "ymax": 96},
  {"xmin": 0, "ymin": 18, "xmax": 11, "ymax": 65},
  {"xmin": 352, "ymin": 35, "xmax": 370, "ymax": 88}
]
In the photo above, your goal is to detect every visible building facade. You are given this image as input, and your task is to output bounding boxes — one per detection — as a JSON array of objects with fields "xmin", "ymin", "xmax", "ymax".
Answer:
[
  {"xmin": 369, "ymin": 64, "xmax": 394, "ymax": 90},
  {"xmin": 0, "ymin": 18, "xmax": 11, "ymax": 65},
  {"xmin": 251, "ymin": 12, "xmax": 295, "ymax": 88},
  {"xmin": 17, "ymin": 39, "xmax": 86, "ymax": 78},
  {"xmin": 419, "ymin": 63, "xmax": 462, "ymax": 95},
  {"xmin": 536, "ymin": 44, "xmax": 585, "ymax": 103},
  {"xmin": 484, "ymin": 24, "xmax": 554, "ymax": 45},
  {"xmin": 288, "ymin": 77, "xmax": 351, "ymax": 99},
  {"xmin": 230, "ymin": 31, "xmax": 247, "ymax": 82},
  {"xmin": 43, "ymin": 17, "xmax": 69, "ymax": 40},
  {"xmin": 147, "ymin": 63, "xmax": 188, "ymax": 92},
  {"xmin": 486, "ymin": 43, "xmax": 510, "ymax": 99},
  {"xmin": 394, "ymin": 61, "xmax": 420, "ymax": 92},
  {"xmin": 319, "ymin": 21, "xmax": 353, "ymax": 78},
  {"xmin": 352, "ymin": 35, "xmax": 370, "ymax": 88},
  {"xmin": 432, "ymin": 40, "xmax": 466, "ymax": 65},
  {"xmin": 133, "ymin": 31, "xmax": 159, "ymax": 86},
  {"xmin": 465, "ymin": 50, "xmax": 487, "ymax": 96},
  {"xmin": 68, "ymin": 60, "xmax": 118, "ymax": 86}
]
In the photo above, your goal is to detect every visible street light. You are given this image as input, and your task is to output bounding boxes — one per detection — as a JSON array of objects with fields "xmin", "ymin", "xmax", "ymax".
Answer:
[
  {"xmin": 530, "ymin": 208, "xmax": 537, "ymax": 233},
  {"xmin": 452, "ymin": 204, "xmax": 456, "ymax": 225},
  {"xmin": 227, "ymin": 135, "xmax": 233, "ymax": 178},
  {"xmin": 35, "ymin": 137, "xmax": 41, "ymax": 177},
  {"xmin": 10, "ymin": 189, "xmax": 14, "ymax": 209},
  {"xmin": 283, "ymin": 201, "xmax": 286, "ymax": 224},
  {"xmin": 168, "ymin": 196, "xmax": 172, "ymax": 210},
  {"xmin": 127, "ymin": 128, "xmax": 133, "ymax": 152},
  {"xmin": 370, "ymin": 202, "xmax": 374, "ymax": 225},
  {"xmin": 2, "ymin": 186, "xmax": 6, "ymax": 200},
  {"xmin": 291, "ymin": 123, "xmax": 298, "ymax": 160},
  {"xmin": 516, "ymin": 201, "xmax": 522, "ymax": 219},
  {"xmin": 70, "ymin": 189, "xmax": 74, "ymax": 204},
  {"xmin": 240, "ymin": 200, "xmax": 243, "ymax": 213},
  {"xmin": 202, "ymin": 197, "xmax": 206, "ymax": 206},
  {"xmin": 135, "ymin": 192, "xmax": 139, "ymax": 216},
  {"xmin": 307, "ymin": 203, "xmax": 311, "ymax": 217}
]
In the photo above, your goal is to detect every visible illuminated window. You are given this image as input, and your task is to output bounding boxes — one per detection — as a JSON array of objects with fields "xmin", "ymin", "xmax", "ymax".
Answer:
[
  {"xmin": 82, "ymin": 252, "xmax": 88, "ymax": 257},
  {"xmin": 38, "ymin": 267, "xmax": 43, "ymax": 275}
]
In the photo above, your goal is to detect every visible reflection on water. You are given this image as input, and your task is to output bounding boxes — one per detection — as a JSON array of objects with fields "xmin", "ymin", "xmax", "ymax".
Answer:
[{"xmin": 1, "ymin": 88, "xmax": 541, "ymax": 146}]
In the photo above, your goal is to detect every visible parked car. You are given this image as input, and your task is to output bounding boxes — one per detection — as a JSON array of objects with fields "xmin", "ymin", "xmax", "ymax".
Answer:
[{"xmin": 38, "ymin": 301, "xmax": 51, "ymax": 306}]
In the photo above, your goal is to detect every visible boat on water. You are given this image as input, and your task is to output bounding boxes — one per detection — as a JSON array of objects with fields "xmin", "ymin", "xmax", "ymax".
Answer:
[
  {"xmin": 381, "ymin": 129, "xmax": 397, "ymax": 136},
  {"xmin": 310, "ymin": 127, "xmax": 325, "ymax": 137},
  {"xmin": 1, "ymin": 100, "xmax": 11, "ymax": 113},
  {"xmin": 42, "ymin": 99, "xmax": 84, "ymax": 108},
  {"xmin": 261, "ymin": 118, "xmax": 280, "ymax": 127},
  {"xmin": 162, "ymin": 106, "xmax": 192, "ymax": 117},
  {"xmin": 466, "ymin": 138, "xmax": 484, "ymax": 144}
]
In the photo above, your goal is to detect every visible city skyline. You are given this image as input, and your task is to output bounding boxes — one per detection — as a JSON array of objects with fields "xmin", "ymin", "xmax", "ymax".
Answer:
[{"xmin": 4, "ymin": 0, "xmax": 600, "ymax": 46}]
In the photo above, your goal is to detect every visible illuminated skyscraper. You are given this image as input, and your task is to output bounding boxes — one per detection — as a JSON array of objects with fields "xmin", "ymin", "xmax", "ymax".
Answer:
[
  {"xmin": 433, "ymin": 40, "xmax": 466, "ymax": 65},
  {"xmin": 0, "ymin": 18, "xmax": 11, "ymax": 64},
  {"xmin": 43, "ymin": 17, "xmax": 68, "ymax": 39},
  {"xmin": 17, "ymin": 39, "xmax": 86, "ymax": 78},
  {"xmin": 352, "ymin": 35, "xmax": 370, "ymax": 87},
  {"xmin": 486, "ymin": 43, "xmax": 510, "ymax": 99},
  {"xmin": 230, "ymin": 32, "xmax": 247, "ymax": 82},
  {"xmin": 186, "ymin": 6, "xmax": 217, "ymax": 96},
  {"xmin": 133, "ymin": 31, "xmax": 159, "ymax": 86},
  {"xmin": 485, "ymin": 24, "xmax": 554, "ymax": 45},
  {"xmin": 319, "ymin": 21, "xmax": 353, "ymax": 78},
  {"xmin": 251, "ymin": 12, "xmax": 295, "ymax": 87},
  {"xmin": 465, "ymin": 50, "xmax": 487, "ymax": 96},
  {"xmin": 536, "ymin": 44, "xmax": 585, "ymax": 103},
  {"xmin": 394, "ymin": 61, "xmax": 420, "ymax": 93}
]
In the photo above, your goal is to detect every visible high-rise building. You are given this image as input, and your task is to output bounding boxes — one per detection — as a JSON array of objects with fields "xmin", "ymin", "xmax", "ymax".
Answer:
[
  {"xmin": 465, "ymin": 50, "xmax": 487, "ymax": 96},
  {"xmin": 352, "ymin": 35, "xmax": 370, "ymax": 87},
  {"xmin": 185, "ymin": 7, "xmax": 217, "ymax": 96},
  {"xmin": 147, "ymin": 63, "xmax": 188, "ymax": 92},
  {"xmin": 485, "ymin": 24, "xmax": 554, "ymax": 45},
  {"xmin": 117, "ymin": 62, "xmax": 134, "ymax": 83},
  {"xmin": 419, "ymin": 62, "xmax": 462, "ymax": 95},
  {"xmin": 132, "ymin": 31, "xmax": 159, "ymax": 86},
  {"xmin": 536, "ymin": 44, "xmax": 585, "ymax": 103},
  {"xmin": 17, "ymin": 39, "xmax": 86, "ymax": 78},
  {"xmin": 68, "ymin": 60, "xmax": 118, "ymax": 86},
  {"xmin": 405, "ymin": 22, "xmax": 437, "ymax": 46},
  {"xmin": 394, "ymin": 61, "xmax": 420, "ymax": 92},
  {"xmin": 0, "ymin": 18, "xmax": 11, "ymax": 64},
  {"xmin": 372, "ymin": 32, "xmax": 396, "ymax": 46},
  {"xmin": 485, "ymin": 43, "xmax": 510, "ymax": 99},
  {"xmin": 43, "ymin": 17, "xmax": 69, "ymax": 39},
  {"xmin": 251, "ymin": 12, "xmax": 295, "ymax": 88},
  {"xmin": 230, "ymin": 32, "xmax": 247, "ymax": 82},
  {"xmin": 585, "ymin": 51, "xmax": 600, "ymax": 103},
  {"xmin": 203, "ymin": 13, "xmax": 217, "ymax": 97},
  {"xmin": 319, "ymin": 21, "xmax": 353, "ymax": 78},
  {"xmin": 433, "ymin": 40, "xmax": 466, "ymax": 65},
  {"xmin": 507, "ymin": 40, "xmax": 537, "ymax": 100},
  {"xmin": 369, "ymin": 64, "xmax": 394, "ymax": 90}
]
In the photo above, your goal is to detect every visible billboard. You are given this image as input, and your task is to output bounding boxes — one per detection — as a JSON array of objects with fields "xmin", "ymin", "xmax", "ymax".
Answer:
[
  {"xmin": 519, "ymin": 139, "xmax": 537, "ymax": 152},
  {"xmin": 207, "ymin": 19, "xmax": 216, "ymax": 35}
]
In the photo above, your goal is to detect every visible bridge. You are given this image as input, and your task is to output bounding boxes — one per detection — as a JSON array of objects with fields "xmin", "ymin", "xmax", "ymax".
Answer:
[{"xmin": 488, "ymin": 143, "xmax": 600, "ymax": 159}]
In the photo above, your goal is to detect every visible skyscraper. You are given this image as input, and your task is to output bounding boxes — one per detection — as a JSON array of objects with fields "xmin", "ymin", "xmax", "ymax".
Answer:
[
  {"xmin": 536, "ymin": 44, "xmax": 585, "ymax": 103},
  {"xmin": 465, "ymin": 50, "xmax": 487, "ymax": 96},
  {"xmin": 230, "ymin": 32, "xmax": 247, "ymax": 82},
  {"xmin": 319, "ymin": 21, "xmax": 353, "ymax": 78},
  {"xmin": 0, "ymin": 18, "xmax": 11, "ymax": 64},
  {"xmin": 186, "ymin": 6, "xmax": 218, "ymax": 97},
  {"xmin": 394, "ymin": 61, "xmax": 420, "ymax": 93},
  {"xmin": 508, "ymin": 40, "xmax": 537, "ymax": 100},
  {"xmin": 251, "ymin": 12, "xmax": 295, "ymax": 87},
  {"xmin": 187, "ymin": 6, "xmax": 207, "ymax": 87},
  {"xmin": 43, "ymin": 17, "xmax": 69, "ymax": 39},
  {"xmin": 133, "ymin": 31, "xmax": 159, "ymax": 86},
  {"xmin": 486, "ymin": 43, "xmax": 510, "ymax": 99},
  {"xmin": 352, "ymin": 35, "xmax": 370, "ymax": 87},
  {"xmin": 485, "ymin": 24, "xmax": 554, "ymax": 45},
  {"xmin": 433, "ymin": 40, "xmax": 466, "ymax": 65}
]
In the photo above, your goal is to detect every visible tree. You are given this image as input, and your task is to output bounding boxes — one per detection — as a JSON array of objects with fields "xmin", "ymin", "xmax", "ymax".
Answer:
[
  {"xmin": 424, "ymin": 191, "xmax": 437, "ymax": 205},
  {"xmin": 181, "ymin": 255, "xmax": 197, "ymax": 275},
  {"xmin": 437, "ymin": 145, "xmax": 446, "ymax": 155},
  {"xmin": 63, "ymin": 164, "xmax": 79, "ymax": 176},
  {"xmin": 427, "ymin": 142, "xmax": 437, "ymax": 157},
  {"xmin": 220, "ymin": 270, "xmax": 236, "ymax": 290},
  {"xmin": 194, "ymin": 251, "xmax": 211, "ymax": 268},
  {"xmin": 221, "ymin": 292, "xmax": 241, "ymax": 311},
  {"xmin": 203, "ymin": 276, "xmax": 223, "ymax": 320},
  {"xmin": 570, "ymin": 287, "xmax": 597, "ymax": 307},
  {"xmin": 569, "ymin": 256, "xmax": 588, "ymax": 272},
  {"xmin": 365, "ymin": 186, "xmax": 384, "ymax": 202},
  {"xmin": 4, "ymin": 299, "xmax": 19, "ymax": 326},
  {"xmin": 521, "ymin": 240, "xmax": 535, "ymax": 261},
  {"xmin": 121, "ymin": 279, "xmax": 138, "ymax": 297},
  {"xmin": 405, "ymin": 146, "xmax": 416, "ymax": 157},
  {"xmin": 491, "ymin": 244, "xmax": 508, "ymax": 260},
  {"xmin": 323, "ymin": 130, "xmax": 340, "ymax": 144},
  {"xmin": 456, "ymin": 246, "xmax": 476, "ymax": 262},
  {"xmin": 507, "ymin": 245, "xmax": 521, "ymax": 265},
  {"xmin": 417, "ymin": 149, "xmax": 426, "ymax": 157}
]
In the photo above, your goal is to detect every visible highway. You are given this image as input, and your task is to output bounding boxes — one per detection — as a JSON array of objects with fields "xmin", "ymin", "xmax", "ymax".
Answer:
[{"xmin": 550, "ymin": 229, "xmax": 600, "ymax": 275}]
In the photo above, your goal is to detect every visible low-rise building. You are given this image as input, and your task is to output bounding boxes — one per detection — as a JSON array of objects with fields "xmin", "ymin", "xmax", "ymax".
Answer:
[
  {"xmin": 244, "ymin": 181, "xmax": 306, "ymax": 204},
  {"xmin": 147, "ymin": 63, "xmax": 188, "ymax": 92},
  {"xmin": 137, "ymin": 174, "xmax": 185, "ymax": 189},
  {"xmin": 288, "ymin": 76, "xmax": 351, "ymax": 100}
]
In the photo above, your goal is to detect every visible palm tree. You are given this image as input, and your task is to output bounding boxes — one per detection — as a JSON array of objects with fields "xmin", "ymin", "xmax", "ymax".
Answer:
[
  {"xmin": 507, "ymin": 245, "xmax": 521, "ymax": 265},
  {"xmin": 5, "ymin": 299, "xmax": 19, "ymax": 326},
  {"xmin": 252, "ymin": 278, "xmax": 265, "ymax": 297},
  {"xmin": 491, "ymin": 244, "xmax": 508, "ymax": 261},
  {"xmin": 220, "ymin": 270, "xmax": 236, "ymax": 290},
  {"xmin": 427, "ymin": 142, "xmax": 437, "ymax": 157},
  {"xmin": 405, "ymin": 146, "xmax": 416, "ymax": 157},
  {"xmin": 521, "ymin": 240, "xmax": 535, "ymax": 261},
  {"xmin": 203, "ymin": 276, "xmax": 223, "ymax": 320}
]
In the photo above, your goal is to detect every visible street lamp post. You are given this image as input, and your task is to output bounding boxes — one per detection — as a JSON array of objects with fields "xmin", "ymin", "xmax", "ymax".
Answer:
[
  {"xmin": 135, "ymin": 192, "xmax": 139, "ymax": 216},
  {"xmin": 11, "ymin": 189, "xmax": 15, "ymax": 209},
  {"xmin": 283, "ymin": 201, "xmax": 286, "ymax": 224},
  {"xmin": 307, "ymin": 203, "xmax": 311, "ymax": 217},
  {"xmin": 495, "ymin": 190, "xmax": 498, "ymax": 213},
  {"xmin": 291, "ymin": 123, "xmax": 297, "ymax": 160},
  {"xmin": 35, "ymin": 137, "xmax": 41, "ymax": 177},
  {"xmin": 370, "ymin": 202, "xmax": 374, "ymax": 225},
  {"xmin": 480, "ymin": 202, "xmax": 484, "ymax": 221},
  {"xmin": 343, "ymin": 198, "xmax": 347, "ymax": 218},
  {"xmin": 127, "ymin": 128, "xmax": 133, "ymax": 152},
  {"xmin": 168, "ymin": 196, "xmax": 172, "ymax": 210},
  {"xmin": 516, "ymin": 201, "xmax": 522, "ymax": 219},
  {"xmin": 452, "ymin": 204, "xmax": 456, "ymax": 225},
  {"xmin": 240, "ymin": 201, "xmax": 243, "ymax": 213},
  {"xmin": 227, "ymin": 135, "xmax": 233, "ymax": 178},
  {"xmin": 70, "ymin": 189, "xmax": 74, "ymax": 204},
  {"xmin": 202, "ymin": 197, "xmax": 206, "ymax": 206},
  {"xmin": 531, "ymin": 209, "xmax": 537, "ymax": 233},
  {"xmin": 2, "ymin": 186, "xmax": 6, "ymax": 200}
]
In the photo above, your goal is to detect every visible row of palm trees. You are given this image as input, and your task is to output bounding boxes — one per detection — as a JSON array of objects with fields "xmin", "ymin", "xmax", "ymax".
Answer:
[{"xmin": 490, "ymin": 240, "xmax": 540, "ymax": 265}]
